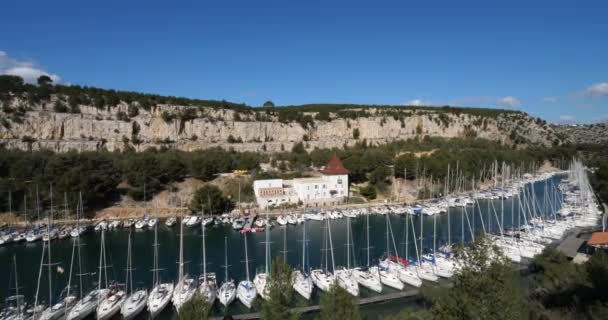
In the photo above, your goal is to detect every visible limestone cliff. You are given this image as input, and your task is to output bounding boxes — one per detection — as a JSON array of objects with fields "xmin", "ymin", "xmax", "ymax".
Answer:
[{"xmin": 0, "ymin": 96, "xmax": 558, "ymax": 153}]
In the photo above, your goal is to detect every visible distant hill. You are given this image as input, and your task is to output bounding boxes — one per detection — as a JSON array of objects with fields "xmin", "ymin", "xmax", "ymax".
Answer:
[{"xmin": 0, "ymin": 75, "xmax": 561, "ymax": 153}]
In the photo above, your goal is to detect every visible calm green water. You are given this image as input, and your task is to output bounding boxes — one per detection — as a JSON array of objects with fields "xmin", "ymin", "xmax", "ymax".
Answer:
[{"xmin": 0, "ymin": 177, "xmax": 562, "ymax": 318}]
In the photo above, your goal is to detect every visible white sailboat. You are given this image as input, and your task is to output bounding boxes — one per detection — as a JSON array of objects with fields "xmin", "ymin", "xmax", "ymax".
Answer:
[
  {"xmin": 147, "ymin": 212, "xmax": 174, "ymax": 318},
  {"xmin": 353, "ymin": 213, "xmax": 383, "ymax": 293},
  {"xmin": 40, "ymin": 186, "xmax": 78, "ymax": 320},
  {"xmin": 218, "ymin": 237, "xmax": 236, "ymax": 307},
  {"xmin": 96, "ymin": 230, "xmax": 126, "ymax": 320},
  {"xmin": 68, "ymin": 194, "xmax": 109, "ymax": 320},
  {"xmin": 237, "ymin": 234, "xmax": 257, "ymax": 309},
  {"xmin": 253, "ymin": 211, "xmax": 271, "ymax": 300},
  {"xmin": 334, "ymin": 217, "xmax": 359, "ymax": 296},
  {"xmin": 292, "ymin": 220, "xmax": 313, "ymax": 300},
  {"xmin": 171, "ymin": 216, "xmax": 196, "ymax": 313},
  {"xmin": 121, "ymin": 232, "xmax": 148, "ymax": 319},
  {"xmin": 410, "ymin": 212, "xmax": 438, "ymax": 282},
  {"xmin": 198, "ymin": 208, "xmax": 217, "ymax": 304},
  {"xmin": 379, "ymin": 214, "xmax": 421, "ymax": 288},
  {"xmin": 311, "ymin": 219, "xmax": 336, "ymax": 292}
]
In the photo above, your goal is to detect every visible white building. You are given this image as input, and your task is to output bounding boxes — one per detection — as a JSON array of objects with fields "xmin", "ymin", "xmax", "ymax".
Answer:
[{"xmin": 253, "ymin": 155, "xmax": 349, "ymax": 209}]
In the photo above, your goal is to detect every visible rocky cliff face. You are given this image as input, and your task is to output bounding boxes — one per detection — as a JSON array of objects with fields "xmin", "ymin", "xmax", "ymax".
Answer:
[
  {"xmin": 0, "ymin": 96, "xmax": 558, "ymax": 153},
  {"xmin": 553, "ymin": 123, "xmax": 608, "ymax": 145}
]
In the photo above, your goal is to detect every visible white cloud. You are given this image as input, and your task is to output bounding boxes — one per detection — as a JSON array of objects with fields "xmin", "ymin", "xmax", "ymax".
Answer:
[
  {"xmin": 497, "ymin": 96, "xmax": 521, "ymax": 108},
  {"xmin": 542, "ymin": 97, "xmax": 558, "ymax": 103},
  {"xmin": 559, "ymin": 115, "xmax": 575, "ymax": 123},
  {"xmin": 0, "ymin": 51, "xmax": 60, "ymax": 84},
  {"xmin": 405, "ymin": 99, "xmax": 430, "ymax": 106},
  {"xmin": 586, "ymin": 82, "xmax": 608, "ymax": 97}
]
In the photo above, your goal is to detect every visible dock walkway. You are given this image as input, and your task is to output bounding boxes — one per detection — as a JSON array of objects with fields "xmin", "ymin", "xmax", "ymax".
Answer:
[{"xmin": 211, "ymin": 288, "xmax": 422, "ymax": 320}]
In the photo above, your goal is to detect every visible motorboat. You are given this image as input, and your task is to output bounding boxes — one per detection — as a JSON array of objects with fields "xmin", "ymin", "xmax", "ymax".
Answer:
[
  {"xmin": 147, "ymin": 219, "xmax": 157, "ymax": 228},
  {"xmin": 164, "ymin": 217, "xmax": 176, "ymax": 227}
]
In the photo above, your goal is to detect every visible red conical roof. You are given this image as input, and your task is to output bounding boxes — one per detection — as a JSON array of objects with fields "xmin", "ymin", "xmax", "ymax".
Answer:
[{"xmin": 320, "ymin": 154, "xmax": 349, "ymax": 175}]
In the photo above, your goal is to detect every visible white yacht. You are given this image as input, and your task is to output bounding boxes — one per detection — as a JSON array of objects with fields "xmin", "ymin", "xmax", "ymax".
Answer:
[
  {"xmin": 353, "ymin": 214, "xmax": 383, "ymax": 293},
  {"xmin": 121, "ymin": 232, "xmax": 148, "ymax": 320},
  {"xmin": 198, "ymin": 219, "xmax": 217, "ymax": 304},
  {"xmin": 254, "ymin": 211, "xmax": 271, "ymax": 300},
  {"xmin": 292, "ymin": 221, "xmax": 313, "ymax": 300},
  {"xmin": 218, "ymin": 237, "xmax": 236, "ymax": 307},
  {"xmin": 236, "ymin": 234, "xmax": 257, "ymax": 309},
  {"xmin": 96, "ymin": 288, "xmax": 125, "ymax": 320},
  {"xmin": 171, "ymin": 217, "xmax": 196, "ymax": 312},
  {"xmin": 147, "ymin": 213, "xmax": 174, "ymax": 318}
]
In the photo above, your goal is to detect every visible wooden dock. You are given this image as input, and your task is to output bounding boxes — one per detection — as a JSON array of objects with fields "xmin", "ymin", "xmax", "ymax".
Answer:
[{"xmin": 211, "ymin": 288, "xmax": 421, "ymax": 320}]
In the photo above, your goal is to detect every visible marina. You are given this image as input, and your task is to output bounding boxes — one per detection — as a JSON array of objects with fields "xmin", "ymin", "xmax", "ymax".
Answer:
[{"xmin": 1, "ymin": 164, "xmax": 604, "ymax": 319}]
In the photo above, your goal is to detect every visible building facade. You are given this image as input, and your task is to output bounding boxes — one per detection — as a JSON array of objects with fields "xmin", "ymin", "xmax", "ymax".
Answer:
[{"xmin": 253, "ymin": 155, "xmax": 349, "ymax": 209}]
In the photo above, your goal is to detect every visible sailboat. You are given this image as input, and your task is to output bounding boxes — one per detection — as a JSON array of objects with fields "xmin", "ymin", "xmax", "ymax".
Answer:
[
  {"xmin": 253, "ymin": 210, "xmax": 270, "ymax": 300},
  {"xmin": 409, "ymin": 214, "xmax": 438, "ymax": 282},
  {"xmin": 198, "ymin": 207, "xmax": 217, "ymax": 304},
  {"xmin": 171, "ymin": 216, "xmax": 196, "ymax": 313},
  {"xmin": 39, "ymin": 186, "xmax": 78, "ymax": 320},
  {"xmin": 121, "ymin": 232, "xmax": 148, "ymax": 319},
  {"xmin": 311, "ymin": 219, "xmax": 336, "ymax": 292},
  {"xmin": 334, "ymin": 217, "xmax": 359, "ymax": 296},
  {"xmin": 218, "ymin": 237, "xmax": 236, "ymax": 307},
  {"xmin": 96, "ymin": 230, "xmax": 126, "ymax": 320},
  {"xmin": 292, "ymin": 220, "xmax": 313, "ymax": 300},
  {"xmin": 353, "ymin": 213, "xmax": 383, "ymax": 293},
  {"xmin": 2, "ymin": 256, "xmax": 27, "ymax": 320},
  {"xmin": 146, "ymin": 210, "xmax": 174, "ymax": 318},
  {"xmin": 68, "ymin": 194, "xmax": 110, "ymax": 320},
  {"xmin": 379, "ymin": 214, "xmax": 422, "ymax": 288},
  {"xmin": 237, "ymin": 234, "xmax": 257, "ymax": 309}
]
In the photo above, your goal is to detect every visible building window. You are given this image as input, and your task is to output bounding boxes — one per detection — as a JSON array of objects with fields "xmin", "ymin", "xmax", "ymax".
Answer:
[{"xmin": 337, "ymin": 178, "xmax": 342, "ymax": 184}]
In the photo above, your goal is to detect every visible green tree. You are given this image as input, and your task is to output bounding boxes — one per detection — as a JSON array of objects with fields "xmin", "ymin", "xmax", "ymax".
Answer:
[
  {"xmin": 261, "ymin": 256, "xmax": 299, "ymax": 320},
  {"xmin": 37, "ymin": 75, "xmax": 53, "ymax": 86},
  {"xmin": 384, "ymin": 309, "xmax": 431, "ymax": 320},
  {"xmin": 263, "ymin": 100, "xmax": 275, "ymax": 108},
  {"xmin": 190, "ymin": 184, "xmax": 234, "ymax": 215},
  {"xmin": 353, "ymin": 128, "xmax": 360, "ymax": 139},
  {"xmin": 359, "ymin": 184, "xmax": 377, "ymax": 200},
  {"xmin": 177, "ymin": 293, "xmax": 210, "ymax": 320},
  {"xmin": 587, "ymin": 250, "xmax": 608, "ymax": 299},
  {"xmin": 318, "ymin": 284, "xmax": 361, "ymax": 320},
  {"xmin": 429, "ymin": 236, "xmax": 527, "ymax": 320}
]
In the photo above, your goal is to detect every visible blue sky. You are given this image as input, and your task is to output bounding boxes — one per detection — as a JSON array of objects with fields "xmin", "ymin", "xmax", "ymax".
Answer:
[{"xmin": 1, "ymin": 0, "xmax": 607, "ymax": 123}]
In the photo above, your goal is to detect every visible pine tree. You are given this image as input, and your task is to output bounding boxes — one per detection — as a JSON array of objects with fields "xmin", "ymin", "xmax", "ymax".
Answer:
[
  {"xmin": 318, "ymin": 284, "xmax": 361, "ymax": 320},
  {"xmin": 177, "ymin": 293, "xmax": 210, "ymax": 320},
  {"xmin": 261, "ymin": 256, "xmax": 299, "ymax": 320}
]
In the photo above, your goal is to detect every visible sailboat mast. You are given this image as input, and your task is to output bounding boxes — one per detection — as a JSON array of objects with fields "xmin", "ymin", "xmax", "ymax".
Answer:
[
  {"xmin": 224, "ymin": 237, "xmax": 228, "ymax": 282},
  {"xmin": 77, "ymin": 192, "xmax": 83, "ymax": 298},
  {"xmin": 366, "ymin": 213, "xmax": 370, "ymax": 267},
  {"xmin": 178, "ymin": 214, "xmax": 184, "ymax": 282},
  {"xmin": 446, "ymin": 163, "xmax": 451, "ymax": 246},
  {"xmin": 346, "ymin": 217, "xmax": 351, "ymax": 269},
  {"xmin": 327, "ymin": 219, "xmax": 336, "ymax": 273},
  {"xmin": 202, "ymin": 209, "xmax": 207, "ymax": 279},
  {"xmin": 47, "ymin": 184, "xmax": 53, "ymax": 307},
  {"xmin": 265, "ymin": 209, "xmax": 270, "ymax": 274},
  {"xmin": 301, "ymin": 220, "xmax": 306, "ymax": 272},
  {"xmin": 244, "ymin": 234, "xmax": 250, "ymax": 281}
]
